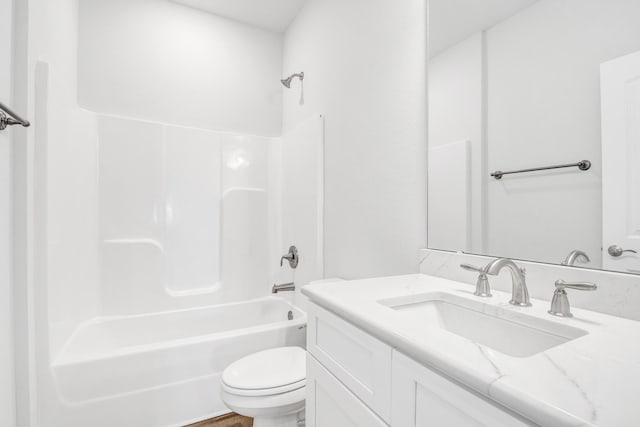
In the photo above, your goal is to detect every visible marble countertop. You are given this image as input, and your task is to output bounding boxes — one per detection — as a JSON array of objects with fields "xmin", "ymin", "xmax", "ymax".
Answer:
[{"xmin": 302, "ymin": 274, "xmax": 640, "ymax": 427}]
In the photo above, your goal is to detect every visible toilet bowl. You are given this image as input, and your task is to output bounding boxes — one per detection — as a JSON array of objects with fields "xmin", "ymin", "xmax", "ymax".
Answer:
[{"xmin": 221, "ymin": 346, "xmax": 306, "ymax": 427}]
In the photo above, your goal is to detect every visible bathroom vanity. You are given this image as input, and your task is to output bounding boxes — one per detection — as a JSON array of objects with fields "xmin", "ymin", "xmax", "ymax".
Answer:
[{"xmin": 302, "ymin": 274, "xmax": 640, "ymax": 427}]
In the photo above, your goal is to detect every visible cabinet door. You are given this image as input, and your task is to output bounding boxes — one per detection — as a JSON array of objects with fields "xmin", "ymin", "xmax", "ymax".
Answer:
[
  {"xmin": 307, "ymin": 303, "xmax": 392, "ymax": 422},
  {"xmin": 392, "ymin": 351, "xmax": 534, "ymax": 427},
  {"xmin": 306, "ymin": 354, "xmax": 388, "ymax": 427}
]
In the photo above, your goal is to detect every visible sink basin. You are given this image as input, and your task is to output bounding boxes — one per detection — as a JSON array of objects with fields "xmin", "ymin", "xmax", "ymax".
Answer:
[{"xmin": 378, "ymin": 292, "xmax": 587, "ymax": 357}]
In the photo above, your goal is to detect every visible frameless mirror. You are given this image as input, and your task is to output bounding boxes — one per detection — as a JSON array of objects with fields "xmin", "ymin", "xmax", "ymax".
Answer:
[{"xmin": 427, "ymin": 0, "xmax": 640, "ymax": 274}]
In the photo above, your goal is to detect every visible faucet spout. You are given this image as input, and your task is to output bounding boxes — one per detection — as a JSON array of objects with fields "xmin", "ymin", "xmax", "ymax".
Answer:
[
  {"xmin": 485, "ymin": 258, "xmax": 531, "ymax": 307},
  {"xmin": 562, "ymin": 250, "xmax": 590, "ymax": 266}
]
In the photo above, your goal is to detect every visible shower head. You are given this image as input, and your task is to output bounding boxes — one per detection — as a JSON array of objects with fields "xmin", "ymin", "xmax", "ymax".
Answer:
[
  {"xmin": 280, "ymin": 76, "xmax": 293, "ymax": 88},
  {"xmin": 281, "ymin": 72, "xmax": 304, "ymax": 88}
]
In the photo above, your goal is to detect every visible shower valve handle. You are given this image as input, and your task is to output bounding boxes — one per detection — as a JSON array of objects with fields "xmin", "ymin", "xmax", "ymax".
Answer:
[{"xmin": 280, "ymin": 246, "xmax": 299, "ymax": 269}]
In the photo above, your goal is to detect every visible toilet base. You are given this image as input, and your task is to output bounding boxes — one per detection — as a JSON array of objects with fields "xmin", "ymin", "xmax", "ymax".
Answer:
[{"xmin": 253, "ymin": 409, "xmax": 304, "ymax": 427}]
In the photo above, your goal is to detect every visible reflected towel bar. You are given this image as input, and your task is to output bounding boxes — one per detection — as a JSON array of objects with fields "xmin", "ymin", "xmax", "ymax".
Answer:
[
  {"xmin": 490, "ymin": 160, "xmax": 591, "ymax": 180},
  {"xmin": 0, "ymin": 101, "xmax": 30, "ymax": 130}
]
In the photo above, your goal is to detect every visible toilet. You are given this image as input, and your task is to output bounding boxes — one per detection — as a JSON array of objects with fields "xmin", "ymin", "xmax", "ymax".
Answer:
[{"xmin": 221, "ymin": 346, "xmax": 306, "ymax": 427}]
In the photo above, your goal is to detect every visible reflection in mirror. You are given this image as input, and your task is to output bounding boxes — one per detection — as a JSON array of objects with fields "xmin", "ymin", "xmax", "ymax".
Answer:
[{"xmin": 427, "ymin": 0, "xmax": 640, "ymax": 274}]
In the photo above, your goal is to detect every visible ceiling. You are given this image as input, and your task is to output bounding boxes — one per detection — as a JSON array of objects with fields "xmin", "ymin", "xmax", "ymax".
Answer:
[
  {"xmin": 429, "ymin": 0, "xmax": 539, "ymax": 57},
  {"xmin": 172, "ymin": 0, "xmax": 307, "ymax": 33}
]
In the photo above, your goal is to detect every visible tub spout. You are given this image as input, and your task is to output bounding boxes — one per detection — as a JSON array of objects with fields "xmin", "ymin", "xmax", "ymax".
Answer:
[{"xmin": 272, "ymin": 282, "xmax": 295, "ymax": 293}]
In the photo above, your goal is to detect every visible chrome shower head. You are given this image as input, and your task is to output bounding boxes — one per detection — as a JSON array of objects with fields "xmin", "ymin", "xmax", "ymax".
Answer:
[
  {"xmin": 280, "ymin": 76, "xmax": 293, "ymax": 88},
  {"xmin": 281, "ymin": 72, "xmax": 304, "ymax": 88}
]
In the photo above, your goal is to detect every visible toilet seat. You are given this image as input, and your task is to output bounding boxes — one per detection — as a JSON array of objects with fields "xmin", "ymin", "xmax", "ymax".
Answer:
[
  {"xmin": 222, "ymin": 378, "xmax": 305, "ymax": 397},
  {"xmin": 222, "ymin": 346, "xmax": 306, "ymax": 397}
]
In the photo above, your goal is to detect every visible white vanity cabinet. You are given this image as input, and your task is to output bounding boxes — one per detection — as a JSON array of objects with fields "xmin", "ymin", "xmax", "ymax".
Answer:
[
  {"xmin": 306, "ymin": 302, "xmax": 535, "ymax": 427},
  {"xmin": 306, "ymin": 302, "xmax": 392, "ymax": 426},
  {"xmin": 306, "ymin": 355, "xmax": 388, "ymax": 427},
  {"xmin": 391, "ymin": 351, "xmax": 533, "ymax": 426}
]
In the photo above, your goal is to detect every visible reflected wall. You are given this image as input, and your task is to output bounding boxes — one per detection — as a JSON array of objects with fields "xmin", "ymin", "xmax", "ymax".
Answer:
[{"xmin": 428, "ymin": 0, "xmax": 640, "ymax": 270}]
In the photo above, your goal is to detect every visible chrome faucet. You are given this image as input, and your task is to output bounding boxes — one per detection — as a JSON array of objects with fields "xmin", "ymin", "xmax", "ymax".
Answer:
[
  {"xmin": 460, "ymin": 264, "xmax": 492, "ymax": 297},
  {"xmin": 562, "ymin": 250, "xmax": 590, "ymax": 266},
  {"xmin": 272, "ymin": 282, "xmax": 295, "ymax": 293},
  {"xmin": 484, "ymin": 258, "xmax": 531, "ymax": 307},
  {"xmin": 548, "ymin": 280, "xmax": 597, "ymax": 317}
]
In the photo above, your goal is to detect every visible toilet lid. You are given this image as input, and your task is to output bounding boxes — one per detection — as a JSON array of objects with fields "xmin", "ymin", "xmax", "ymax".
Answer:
[{"xmin": 222, "ymin": 346, "xmax": 306, "ymax": 391}]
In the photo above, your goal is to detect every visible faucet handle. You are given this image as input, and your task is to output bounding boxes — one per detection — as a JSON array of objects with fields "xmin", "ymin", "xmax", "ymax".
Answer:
[
  {"xmin": 554, "ymin": 280, "xmax": 597, "ymax": 291},
  {"xmin": 460, "ymin": 264, "xmax": 492, "ymax": 297},
  {"xmin": 460, "ymin": 263, "xmax": 485, "ymax": 273},
  {"xmin": 549, "ymin": 279, "xmax": 597, "ymax": 317},
  {"xmin": 280, "ymin": 246, "xmax": 299, "ymax": 269}
]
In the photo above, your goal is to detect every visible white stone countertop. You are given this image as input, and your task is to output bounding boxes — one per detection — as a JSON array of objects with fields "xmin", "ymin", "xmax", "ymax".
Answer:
[{"xmin": 302, "ymin": 274, "xmax": 640, "ymax": 427}]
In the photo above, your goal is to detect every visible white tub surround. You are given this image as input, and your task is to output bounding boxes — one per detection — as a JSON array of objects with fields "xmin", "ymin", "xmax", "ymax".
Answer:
[{"xmin": 303, "ymin": 274, "xmax": 640, "ymax": 426}]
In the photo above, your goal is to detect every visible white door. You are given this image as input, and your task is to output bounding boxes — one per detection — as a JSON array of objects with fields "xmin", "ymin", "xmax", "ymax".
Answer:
[
  {"xmin": 0, "ymin": 0, "xmax": 16, "ymax": 424},
  {"xmin": 601, "ymin": 51, "xmax": 640, "ymax": 273}
]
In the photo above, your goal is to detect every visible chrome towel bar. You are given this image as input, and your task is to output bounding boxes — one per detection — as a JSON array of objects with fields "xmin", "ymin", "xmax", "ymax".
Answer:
[
  {"xmin": 491, "ymin": 160, "xmax": 591, "ymax": 180},
  {"xmin": 0, "ymin": 101, "xmax": 30, "ymax": 130}
]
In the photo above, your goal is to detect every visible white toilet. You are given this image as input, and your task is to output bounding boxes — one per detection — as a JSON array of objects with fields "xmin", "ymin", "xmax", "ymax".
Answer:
[{"xmin": 221, "ymin": 346, "xmax": 306, "ymax": 427}]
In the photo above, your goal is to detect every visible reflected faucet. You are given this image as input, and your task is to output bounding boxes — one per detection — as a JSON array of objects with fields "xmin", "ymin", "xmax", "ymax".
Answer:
[
  {"xmin": 484, "ymin": 258, "xmax": 531, "ymax": 307},
  {"xmin": 562, "ymin": 250, "xmax": 590, "ymax": 266}
]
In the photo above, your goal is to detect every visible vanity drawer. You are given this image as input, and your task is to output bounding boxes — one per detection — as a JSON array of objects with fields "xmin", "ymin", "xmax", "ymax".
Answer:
[
  {"xmin": 307, "ymin": 354, "xmax": 388, "ymax": 427},
  {"xmin": 307, "ymin": 302, "xmax": 392, "ymax": 423},
  {"xmin": 392, "ymin": 351, "xmax": 534, "ymax": 427}
]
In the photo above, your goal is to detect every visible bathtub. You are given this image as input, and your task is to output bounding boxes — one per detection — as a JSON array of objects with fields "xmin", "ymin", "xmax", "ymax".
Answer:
[{"xmin": 50, "ymin": 296, "xmax": 306, "ymax": 427}]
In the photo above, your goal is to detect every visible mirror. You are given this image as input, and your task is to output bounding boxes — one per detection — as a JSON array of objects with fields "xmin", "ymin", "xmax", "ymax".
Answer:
[{"xmin": 427, "ymin": 0, "xmax": 640, "ymax": 274}]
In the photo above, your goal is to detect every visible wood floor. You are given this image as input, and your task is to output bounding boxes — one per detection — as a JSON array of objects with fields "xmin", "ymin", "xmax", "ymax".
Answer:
[{"xmin": 186, "ymin": 413, "xmax": 253, "ymax": 427}]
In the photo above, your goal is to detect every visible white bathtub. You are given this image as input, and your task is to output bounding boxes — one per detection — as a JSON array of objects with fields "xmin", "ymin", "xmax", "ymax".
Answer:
[{"xmin": 50, "ymin": 297, "xmax": 306, "ymax": 427}]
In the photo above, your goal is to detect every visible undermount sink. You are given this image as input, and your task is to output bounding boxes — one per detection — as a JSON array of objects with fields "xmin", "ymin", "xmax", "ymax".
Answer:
[{"xmin": 378, "ymin": 292, "xmax": 587, "ymax": 357}]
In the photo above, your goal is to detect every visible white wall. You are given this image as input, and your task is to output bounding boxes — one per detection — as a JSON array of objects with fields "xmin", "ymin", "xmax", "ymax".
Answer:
[
  {"xmin": 428, "ymin": 33, "xmax": 484, "ymax": 254},
  {"xmin": 282, "ymin": 0, "xmax": 428, "ymax": 279},
  {"xmin": 78, "ymin": 0, "xmax": 284, "ymax": 136},
  {"xmin": 0, "ymin": 0, "xmax": 16, "ymax": 423},
  {"xmin": 486, "ymin": 0, "xmax": 640, "ymax": 266}
]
